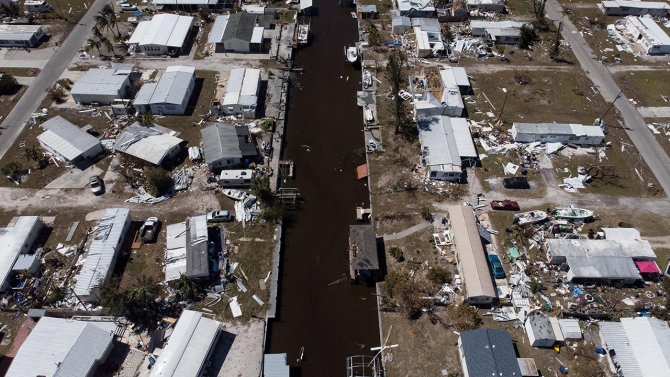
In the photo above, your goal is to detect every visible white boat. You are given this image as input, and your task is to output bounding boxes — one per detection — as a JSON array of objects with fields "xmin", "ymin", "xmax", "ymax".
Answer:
[
  {"xmin": 128, "ymin": 16, "xmax": 151, "ymax": 25},
  {"xmin": 364, "ymin": 106, "xmax": 374, "ymax": 123},
  {"xmin": 514, "ymin": 210, "xmax": 548, "ymax": 226},
  {"xmin": 222, "ymin": 189, "xmax": 248, "ymax": 201},
  {"xmin": 552, "ymin": 206, "xmax": 594, "ymax": 221},
  {"xmin": 346, "ymin": 46, "xmax": 359, "ymax": 63},
  {"xmin": 298, "ymin": 23, "xmax": 309, "ymax": 46},
  {"xmin": 363, "ymin": 70, "xmax": 372, "ymax": 89}
]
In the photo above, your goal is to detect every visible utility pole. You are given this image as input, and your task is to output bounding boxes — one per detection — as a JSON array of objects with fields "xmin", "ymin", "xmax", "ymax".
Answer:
[
  {"xmin": 599, "ymin": 89, "xmax": 623, "ymax": 123},
  {"xmin": 496, "ymin": 88, "xmax": 509, "ymax": 123}
]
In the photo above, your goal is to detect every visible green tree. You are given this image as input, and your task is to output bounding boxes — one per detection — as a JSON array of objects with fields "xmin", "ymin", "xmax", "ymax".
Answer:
[
  {"xmin": 426, "ymin": 266, "xmax": 451, "ymax": 286},
  {"xmin": 91, "ymin": 26, "xmax": 104, "ymax": 40},
  {"xmin": 174, "ymin": 274, "xmax": 202, "ymax": 301},
  {"xmin": 46, "ymin": 87, "xmax": 66, "ymax": 103},
  {"xmin": 386, "ymin": 50, "xmax": 408, "ymax": 135},
  {"xmin": 98, "ymin": 277, "xmax": 128, "ymax": 316},
  {"xmin": 250, "ymin": 175, "xmax": 272, "ymax": 203},
  {"xmin": 199, "ymin": 8, "xmax": 212, "ymax": 23},
  {"xmin": 388, "ymin": 247, "xmax": 404, "ymax": 262},
  {"xmin": 144, "ymin": 166, "xmax": 173, "ymax": 197},
  {"xmin": 129, "ymin": 275, "xmax": 160, "ymax": 308},
  {"xmin": 101, "ymin": 37, "xmax": 114, "ymax": 55},
  {"xmin": 1, "ymin": 161, "xmax": 22, "ymax": 180},
  {"xmin": 46, "ymin": 286, "xmax": 66, "ymax": 305},
  {"xmin": 518, "ymin": 24, "xmax": 537, "ymax": 49},
  {"xmin": 86, "ymin": 38, "xmax": 102, "ymax": 56},
  {"xmin": 136, "ymin": 112, "xmax": 155, "ymax": 127},
  {"xmin": 260, "ymin": 202, "xmax": 288, "ymax": 222},
  {"xmin": 366, "ymin": 22, "xmax": 382, "ymax": 48},
  {"xmin": 0, "ymin": 73, "xmax": 20, "ymax": 95},
  {"xmin": 448, "ymin": 303, "xmax": 481, "ymax": 330}
]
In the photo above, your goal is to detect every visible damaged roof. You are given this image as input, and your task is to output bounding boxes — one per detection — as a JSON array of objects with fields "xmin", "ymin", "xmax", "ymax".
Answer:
[
  {"xmin": 350, "ymin": 224, "xmax": 379, "ymax": 271},
  {"xmin": 113, "ymin": 122, "xmax": 183, "ymax": 165}
]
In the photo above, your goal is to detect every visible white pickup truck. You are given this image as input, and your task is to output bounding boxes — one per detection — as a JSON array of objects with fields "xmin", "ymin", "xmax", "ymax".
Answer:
[{"xmin": 140, "ymin": 217, "xmax": 160, "ymax": 243}]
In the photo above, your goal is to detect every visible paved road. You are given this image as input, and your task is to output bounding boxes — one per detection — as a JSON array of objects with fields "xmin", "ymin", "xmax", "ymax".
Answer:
[
  {"xmin": 546, "ymin": 0, "xmax": 670, "ymax": 195},
  {"xmin": 0, "ymin": 0, "xmax": 109, "ymax": 160}
]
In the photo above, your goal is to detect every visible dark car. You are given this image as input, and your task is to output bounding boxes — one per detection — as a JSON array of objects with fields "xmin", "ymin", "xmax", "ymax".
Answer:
[
  {"xmin": 503, "ymin": 176, "xmax": 530, "ymax": 189},
  {"xmin": 490, "ymin": 200, "xmax": 520, "ymax": 211},
  {"xmin": 487, "ymin": 254, "xmax": 506, "ymax": 279}
]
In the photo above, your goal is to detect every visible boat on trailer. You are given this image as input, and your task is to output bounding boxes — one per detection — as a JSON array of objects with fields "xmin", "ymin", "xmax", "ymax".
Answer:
[
  {"xmin": 552, "ymin": 206, "xmax": 594, "ymax": 221},
  {"xmin": 222, "ymin": 189, "xmax": 248, "ymax": 201},
  {"xmin": 514, "ymin": 210, "xmax": 548, "ymax": 226}
]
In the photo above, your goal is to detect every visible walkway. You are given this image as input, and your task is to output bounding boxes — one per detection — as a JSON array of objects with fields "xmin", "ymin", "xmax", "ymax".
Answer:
[
  {"xmin": 382, "ymin": 221, "xmax": 432, "ymax": 241},
  {"xmin": 638, "ymin": 107, "xmax": 670, "ymax": 118}
]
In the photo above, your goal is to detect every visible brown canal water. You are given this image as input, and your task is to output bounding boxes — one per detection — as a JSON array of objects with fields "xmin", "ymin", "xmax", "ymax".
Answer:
[{"xmin": 266, "ymin": 1, "xmax": 380, "ymax": 375}]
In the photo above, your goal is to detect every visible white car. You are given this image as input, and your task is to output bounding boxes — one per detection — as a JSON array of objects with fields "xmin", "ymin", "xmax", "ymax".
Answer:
[
  {"xmin": 206, "ymin": 211, "xmax": 233, "ymax": 223},
  {"xmin": 120, "ymin": 3, "xmax": 137, "ymax": 11},
  {"xmin": 89, "ymin": 175, "xmax": 103, "ymax": 195}
]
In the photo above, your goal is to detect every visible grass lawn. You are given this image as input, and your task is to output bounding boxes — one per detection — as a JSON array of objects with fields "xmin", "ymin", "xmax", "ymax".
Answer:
[
  {"xmin": 0, "ymin": 68, "xmax": 40, "ymax": 77},
  {"xmin": 644, "ymin": 118, "xmax": 670, "ymax": 159},
  {"xmin": 0, "ymin": 85, "xmax": 26, "ymax": 121},
  {"xmin": 613, "ymin": 70, "xmax": 670, "ymax": 107}
]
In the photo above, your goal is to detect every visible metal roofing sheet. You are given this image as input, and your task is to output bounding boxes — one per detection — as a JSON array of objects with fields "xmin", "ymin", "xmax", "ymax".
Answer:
[
  {"xmin": 418, "ymin": 116, "xmax": 475, "ymax": 168},
  {"xmin": 134, "ymin": 82, "xmax": 157, "ymax": 106},
  {"xmin": 600, "ymin": 321, "xmax": 643, "ymax": 377},
  {"xmin": 459, "ymin": 329, "xmax": 522, "ymax": 377},
  {"xmin": 608, "ymin": 0, "xmax": 670, "ymax": 9},
  {"xmin": 168, "ymin": 16, "xmax": 194, "ymax": 47},
  {"xmin": 165, "ymin": 222, "xmax": 187, "ymax": 282},
  {"xmin": 186, "ymin": 215, "xmax": 209, "ymax": 278},
  {"xmin": 448, "ymin": 205, "xmax": 496, "ymax": 299},
  {"xmin": 6, "ymin": 317, "xmax": 116, "ymax": 377},
  {"xmin": 264, "ymin": 354, "xmax": 290, "ymax": 377},
  {"xmin": 0, "ymin": 24, "xmax": 41, "ymax": 40},
  {"xmin": 0, "ymin": 216, "xmax": 39, "ymax": 289},
  {"xmin": 558, "ymin": 319, "xmax": 582, "ymax": 339},
  {"xmin": 114, "ymin": 122, "xmax": 182, "ymax": 165},
  {"xmin": 129, "ymin": 14, "xmax": 193, "ymax": 47},
  {"xmin": 226, "ymin": 68, "xmax": 246, "ymax": 93},
  {"xmin": 73, "ymin": 208, "xmax": 130, "ymax": 298},
  {"xmin": 450, "ymin": 117, "xmax": 477, "ymax": 158},
  {"xmin": 621, "ymin": 317, "xmax": 670, "ymax": 376},
  {"xmin": 240, "ymin": 68, "xmax": 260, "ymax": 96},
  {"xmin": 38, "ymin": 116, "xmax": 101, "ymax": 161},
  {"xmin": 411, "ymin": 18, "xmax": 440, "ymax": 33},
  {"xmin": 128, "ymin": 20, "xmax": 151, "ymax": 44},
  {"xmin": 392, "ymin": 15, "xmax": 411, "ymax": 28},
  {"xmin": 567, "ymin": 255, "xmax": 641, "ymax": 280},
  {"xmin": 12, "ymin": 253, "xmax": 37, "ymax": 271},
  {"xmin": 70, "ymin": 65, "xmax": 131, "ymax": 97},
  {"xmin": 208, "ymin": 15, "xmax": 229, "ymax": 44},
  {"xmin": 546, "ymin": 239, "xmax": 657, "ymax": 260},
  {"xmin": 151, "ymin": 310, "xmax": 221, "ymax": 377},
  {"xmin": 150, "ymin": 66, "xmax": 195, "ymax": 105},
  {"xmin": 201, "ymin": 123, "xmax": 256, "ymax": 164},
  {"xmin": 602, "ymin": 228, "xmax": 642, "ymax": 242},
  {"xmin": 251, "ymin": 26, "xmax": 264, "ymax": 44},
  {"xmin": 299, "ymin": 0, "xmax": 312, "ymax": 10}
]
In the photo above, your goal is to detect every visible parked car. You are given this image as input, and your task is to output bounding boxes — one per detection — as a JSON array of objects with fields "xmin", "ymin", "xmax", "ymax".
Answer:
[
  {"xmin": 120, "ymin": 3, "xmax": 137, "ymax": 11},
  {"xmin": 503, "ymin": 176, "xmax": 530, "ymax": 189},
  {"xmin": 206, "ymin": 210, "xmax": 233, "ymax": 223},
  {"xmin": 89, "ymin": 175, "xmax": 103, "ymax": 195},
  {"xmin": 140, "ymin": 217, "xmax": 160, "ymax": 243},
  {"xmin": 487, "ymin": 254, "xmax": 506, "ymax": 279},
  {"xmin": 490, "ymin": 200, "xmax": 520, "ymax": 211}
]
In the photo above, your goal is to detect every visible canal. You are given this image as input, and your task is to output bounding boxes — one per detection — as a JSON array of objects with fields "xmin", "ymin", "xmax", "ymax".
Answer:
[{"xmin": 266, "ymin": 1, "xmax": 380, "ymax": 375}]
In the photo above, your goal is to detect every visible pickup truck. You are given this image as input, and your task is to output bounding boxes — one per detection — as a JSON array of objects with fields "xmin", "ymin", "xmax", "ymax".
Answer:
[{"xmin": 140, "ymin": 217, "xmax": 160, "ymax": 243}]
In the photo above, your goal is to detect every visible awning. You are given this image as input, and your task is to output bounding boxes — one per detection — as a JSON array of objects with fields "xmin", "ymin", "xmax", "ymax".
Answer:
[
  {"xmin": 636, "ymin": 261, "xmax": 660, "ymax": 274},
  {"xmin": 356, "ymin": 164, "xmax": 368, "ymax": 179}
]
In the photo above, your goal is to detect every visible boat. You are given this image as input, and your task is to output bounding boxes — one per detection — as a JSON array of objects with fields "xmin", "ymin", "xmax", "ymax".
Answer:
[
  {"xmin": 364, "ymin": 106, "xmax": 374, "ymax": 123},
  {"xmin": 128, "ymin": 16, "xmax": 151, "ymax": 25},
  {"xmin": 346, "ymin": 46, "xmax": 359, "ymax": 63},
  {"xmin": 297, "ymin": 23, "xmax": 309, "ymax": 46},
  {"xmin": 363, "ymin": 70, "xmax": 372, "ymax": 89},
  {"xmin": 514, "ymin": 210, "xmax": 548, "ymax": 226},
  {"xmin": 551, "ymin": 206, "xmax": 594, "ymax": 221},
  {"xmin": 222, "ymin": 189, "xmax": 248, "ymax": 201}
]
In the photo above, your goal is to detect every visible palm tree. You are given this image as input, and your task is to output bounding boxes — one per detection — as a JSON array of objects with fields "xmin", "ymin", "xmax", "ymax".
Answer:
[
  {"xmin": 91, "ymin": 26, "xmax": 103, "ymax": 40},
  {"xmin": 174, "ymin": 274, "xmax": 202, "ymax": 301},
  {"xmin": 101, "ymin": 4, "xmax": 121, "ymax": 37},
  {"xmin": 94, "ymin": 12, "xmax": 109, "ymax": 34},
  {"xmin": 129, "ymin": 275, "xmax": 160, "ymax": 308},
  {"xmin": 86, "ymin": 38, "xmax": 101, "ymax": 56},
  {"xmin": 136, "ymin": 112, "xmax": 155, "ymax": 127},
  {"xmin": 97, "ymin": 277, "xmax": 128, "ymax": 316},
  {"xmin": 101, "ymin": 37, "xmax": 114, "ymax": 55}
]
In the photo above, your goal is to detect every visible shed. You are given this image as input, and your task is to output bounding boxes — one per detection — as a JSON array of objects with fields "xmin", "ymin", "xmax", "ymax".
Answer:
[
  {"xmin": 517, "ymin": 358, "xmax": 539, "ymax": 377},
  {"xmin": 418, "ymin": 116, "xmax": 477, "ymax": 182},
  {"xmin": 525, "ymin": 312, "xmax": 556, "ymax": 347},
  {"xmin": 602, "ymin": 227, "xmax": 641, "ymax": 241},
  {"xmin": 5, "ymin": 317, "xmax": 116, "ymax": 377},
  {"xmin": 134, "ymin": 66, "xmax": 195, "ymax": 115},
  {"xmin": 356, "ymin": 4, "xmax": 378, "ymax": 19},
  {"xmin": 549, "ymin": 316, "xmax": 565, "ymax": 342},
  {"xmin": 0, "ymin": 24, "xmax": 45, "ymax": 47},
  {"xmin": 221, "ymin": 12, "xmax": 260, "ymax": 53},
  {"xmin": 70, "ymin": 63, "xmax": 137, "ymax": 105},
  {"xmin": 448, "ymin": 205, "xmax": 496, "ymax": 305},
  {"xmin": 414, "ymin": 27, "xmax": 431, "ymax": 57},
  {"xmin": 150, "ymin": 310, "xmax": 221, "ymax": 377},
  {"xmin": 467, "ymin": 0, "xmax": 505, "ymax": 12},
  {"xmin": 264, "ymin": 354, "xmax": 290, "ymax": 377},
  {"xmin": 599, "ymin": 317, "xmax": 670, "ymax": 377},
  {"xmin": 218, "ymin": 169, "xmax": 254, "ymax": 187},
  {"xmin": 113, "ymin": 122, "xmax": 183, "ymax": 166},
  {"xmin": 349, "ymin": 224, "xmax": 379, "ymax": 280},
  {"xmin": 37, "ymin": 116, "xmax": 103, "ymax": 165},
  {"xmin": 0, "ymin": 216, "xmax": 42, "ymax": 292},
  {"xmin": 128, "ymin": 14, "xmax": 194, "ymax": 55},
  {"xmin": 458, "ymin": 328, "xmax": 523, "ymax": 377},
  {"xmin": 391, "ymin": 15, "xmax": 411, "ymax": 34},
  {"xmin": 599, "ymin": 0, "xmax": 670, "ymax": 17},
  {"xmin": 558, "ymin": 319, "xmax": 582, "ymax": 340},
  {"xmin": 164, "ymin": 215, "xmax": 210, "ymax": 282},
  {"xmin": 215, "ymin": 68, "xmax": 261, "ymax": 118},
  {"xmin": 11, "ymin": 254, "xmax": 39, "ymax": 275},
  {"xmin": 511, "ymin": 122, "xmax": 605, "ymax": 145},
  {"xmin": 73, "ymin": 208, "xmax": 131, "ymax": 301},
  {"xmin": 200, "ymin": 123, "xmax": 257, "ymax": 170}
]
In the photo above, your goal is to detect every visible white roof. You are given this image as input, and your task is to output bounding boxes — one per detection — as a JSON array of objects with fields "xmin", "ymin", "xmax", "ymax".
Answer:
[
  {"xmin": 264, "ymin": 354, "xmax": 290, "ymax": 377},
  {"xmin": 165, "ymin": 222, "xmax": 187, "ymax": 282},
  {"xmin": 440, "ymin": 66, "xmax": 470, "ymax": 88},
  {"xmin": 397, "ymin": 0, "xmax": 435, "ymax": 12},
  {"xmin": 73, "ymin": 208, "xmax": 130, "ymax": 298},
  {"xmin": 414, "ymin": 27, "xmax": 430, "ymax": 50},
  {"xmin": 0, "ymin": 24, "xmax": 42, "ymax": 41},
  {"xmin": 37, "ymin": 116, "xmax": 101, "ymax": 161},
  {"xmin": 223, "ymin": 68, "xmax": 260, "ymax": 106},
  {"xmin": 558, "ymin": 319, "xmax": 582, "ymax": 340},
  {"xmin": 603, "ymin": 0, "xmax": 670, "ymax": 9},
  {"xmin": 600, "ymin": 317, "xmax": 670, "ymax": 377},
  {"xmin": 114, "ymin": 123, "xmax": 182, "ymax": 165},
  {"xmin": 629, "ymin": 16, "xmax": 670, "ymax": 46},
  {"xmin": 467, "ymin": 0, "xmax": 503, "ymax": 5},
  {"xmin": 150, "ymin": 310, "xmax": 221, "ymax": 377},
  {"xmin": 0, "ymin": 216, "xmax": 40, "ymax": 289},
  {"xmin": 602, "ymin": 227, "xmax": 642, "ymax": 242},
  {"xmin": 251, "ymin": 26, "xmax": 264, "ymax": 44},
  {"xmin": 513, "ymin": 123, "xmax": 604, "ymax": 138},
  {"xmin": 70, "ymin": 64, "xmax": 133, "ymax": 97},
  {"xmin": 207, "ymin": 15, "xmax": 229, "ymax": 44},
  {"xmin": 6, "ymin": 317, "xmax": 116, "ymax": 377},
  {"xmin": 128, "ymin": 14, "xmax": 194, "ymax": 47},
  {"xmin": 135, "ymin": 66, "xmax": 195, "ymax": 106},
  {"xmin": 546, "ymin": 239, "xmax": 656, "ymax": 260},
  {"xmin": 300, "ymin": 0, "xmax": 312, "ymax": 10},
  {"xmin": 219, "ymin": 169, "xmax": 254, "ymax": 180}
]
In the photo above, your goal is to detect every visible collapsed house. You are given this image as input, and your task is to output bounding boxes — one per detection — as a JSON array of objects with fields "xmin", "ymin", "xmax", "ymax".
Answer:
[
  {"xmin": 349, "ymin": 224, "xmax": 380, "ymax": 280},
  {"xmin": 618, "ymin": 16, "xmax": 670, "ymax": 55},
  {"xmin": 128, "ymin": 14, "xmax": 194, "ymax": 56},
  {"xmin": 412, "ymin": 18, "xmax": 444, "ymax": 57},
  {"xmin": 391, "ymin": 14, "xmax": 411, "ymax": 34},
  {"xmin": 200, "ymin": 123, "xmax": 257, "ymax": 170},
  {"xmin": 150, "ymin": 310, "xmax": 222, "ymax": 377},
  {"xmin": 545, "ymin": 238, "xmax": 658, "ymax": 284},
  {"xmin": 448, "ymin": 205, "xmax": 496, "ymax": 305},
  {"xmin": 37, "ymin": 116, "xmax": 103, "ymax": 165},
  {"xmin": 470, "ymin": 20, "xmax": 528, "ymax": 45},
  {"xmin": 599, "ymin": 0, "xmax": 670, "ymax": 17},
  {"xmin": 511, "ymin": 122, "xmax": 605, "ymax": 145},
  {"xmin": 467, "ymin": 0, "xmax": 505, "ymax": 13},
  {"xmin": 410, "ymin": 66, "xmax": 471, "ymax": 117},
  {"xmin": 70, "ymin": 63, "xmax": 138, "ymax": 105},
  {"xmin": 134, "ymin": 66, "xmax": 196, "ymax": 115},
  {"xmin": 396, "ymin": 0, "xmax": 435, "ymax": 17},
  {"xmin": 458, "ymin": 328, "xmax": 524, "ymax": 377},
  {"xmin": 5, "ymin": 317, "xmax": 117, "ymax": 377},
  {"xmin": 599, "ymin": 317, "xmax": 670, "ymax": 377},
  {"xmin": 113, "ymin": 123, "xmax": 183, "ymax": 166},
  {"xmin": 418, "ymin": 116, "xmax": 477, "ymax": 182},
  {"xmin": 73, "ymin": 208, "xmax": 132, "ymax": 302},
  {"xmin": 0, "ymin": 24, "xmax": 45, "ymax": 47},
  {"xmin": 210, "ymin": 67, "xmax": 261, "ymax": 118},
  {"xmin": 164, "ymin": 215, "xmax": 211, "ymax": 283},
  {"xmin": 0, "ymin": 216, "xmax": 43, "ymax": 292}
]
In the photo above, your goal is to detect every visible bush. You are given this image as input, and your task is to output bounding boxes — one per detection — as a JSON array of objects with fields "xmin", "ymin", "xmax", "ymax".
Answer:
[
  {"xmin": 0, "ymin": 73, "xmax": 20, "ymax": 95},
  {"xmin": 260, "ymin": 202, "xmax": 287, "ymax": 222},
  {"xmin": 388, "ymin": 247, "xmax": 404, "ymax": 262},
  {"xmin": 46, "ymin": 87, "xmax": 66, "ymax": 103},
  {"xmin": 251, "ymin": 175, "xmax": 272, "ymax": 203},
  {"xmin": 427, "ymin": 266, "xmax": 451, "ymax": 286},
  {"xmin": 448, "ymin": 303, "xmax": 481, "ymax": 331},
  {"xmin": 518, "ymin": 25, "xmax": 537, "ymax": 49},
  {"xmin": 144, "ymin": 166, "xmax": 172, "ymax": 197}
]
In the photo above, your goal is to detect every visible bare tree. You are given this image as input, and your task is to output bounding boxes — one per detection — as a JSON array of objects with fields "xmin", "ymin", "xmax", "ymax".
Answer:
[{"xmin": 385, "ymin": 49, "xmax": 408, "ymax": 135}]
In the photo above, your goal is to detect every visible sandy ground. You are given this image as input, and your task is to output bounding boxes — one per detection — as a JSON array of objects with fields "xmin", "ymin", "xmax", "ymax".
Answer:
[{"xmin": 211, "ymin": 319, "xmax": 265, "ymax": 377}]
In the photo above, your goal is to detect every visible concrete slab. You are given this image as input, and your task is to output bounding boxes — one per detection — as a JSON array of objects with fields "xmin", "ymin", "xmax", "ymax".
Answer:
[
  {"xmin": 103, "ymin": 155, "xmax": 121, "ymax": 182},
  {"xmin": 44, "ymin": 165, "xmax": 103, "ymax": 189},
  {"xmin": 85, "ymin": 209, "xmax": 106, "ymax": 222},
  {"xmin": 638, "ymin": 107, "xmax": 670, "ymax": 118}
]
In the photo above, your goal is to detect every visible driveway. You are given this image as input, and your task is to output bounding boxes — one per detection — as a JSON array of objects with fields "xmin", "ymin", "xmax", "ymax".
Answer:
[{"xmin": 44, "ymin": 165, "xmax": 104, "ymax": 189}]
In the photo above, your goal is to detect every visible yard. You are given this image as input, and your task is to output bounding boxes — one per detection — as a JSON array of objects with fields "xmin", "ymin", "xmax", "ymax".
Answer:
[{"xmin": 613, "ymin": 70, "xmax": 670, "ymax": 108}]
